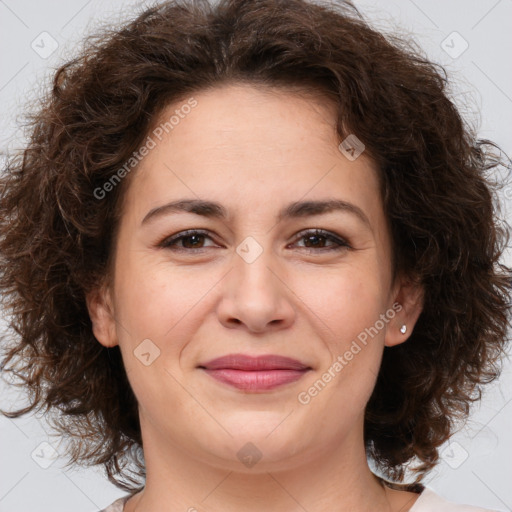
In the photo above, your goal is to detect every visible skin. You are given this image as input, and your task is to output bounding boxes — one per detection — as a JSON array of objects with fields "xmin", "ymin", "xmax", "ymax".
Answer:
[{"xmin": 87, "ymin": 83, "xmax": 424, "ymax": 512}]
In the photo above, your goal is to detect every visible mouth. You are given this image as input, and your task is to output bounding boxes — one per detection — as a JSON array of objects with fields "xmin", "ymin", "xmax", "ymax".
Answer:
[{"xmin": 198, "ymin": 353, "xmax": 312, "ymax": 392}]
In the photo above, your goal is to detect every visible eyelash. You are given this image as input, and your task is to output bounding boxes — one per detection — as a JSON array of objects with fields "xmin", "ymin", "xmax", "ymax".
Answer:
[{"xmin": 158, "ymin": 228, "xmax": 351, "ymax": 253}]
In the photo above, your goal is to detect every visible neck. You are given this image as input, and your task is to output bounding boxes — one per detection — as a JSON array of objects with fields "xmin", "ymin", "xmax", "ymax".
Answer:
[{"xmin": 125, "ymin": 414, "xmax": 410, "ymax": 512}]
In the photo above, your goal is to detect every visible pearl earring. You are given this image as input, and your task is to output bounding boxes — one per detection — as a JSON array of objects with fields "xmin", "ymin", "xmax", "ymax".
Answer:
[{"xmin": 400, "ymin": 325, "xmax": 407, "ymax": 334}]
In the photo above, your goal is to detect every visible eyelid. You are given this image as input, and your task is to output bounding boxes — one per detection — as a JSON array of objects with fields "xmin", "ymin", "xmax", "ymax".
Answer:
[
  {"xmin": 158, "ymin": 229, "xmax": 217, "ymax": 250},
  {"xmin": 157, "ymin": 228, "xmax": 351, "ymax": 252},
  {"xmin": 289, "ymin": 228, "xmax": 351, "ymax": 250}
]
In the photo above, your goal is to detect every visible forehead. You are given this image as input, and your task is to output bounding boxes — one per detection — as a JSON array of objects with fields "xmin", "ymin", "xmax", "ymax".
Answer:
[
  {"xmin": 122, "ymin": 83, "xmax": 384, "ymax": 230},
  {"xmin": 153, "ymin": 83, "xmax": 341, "ymax": 159}
]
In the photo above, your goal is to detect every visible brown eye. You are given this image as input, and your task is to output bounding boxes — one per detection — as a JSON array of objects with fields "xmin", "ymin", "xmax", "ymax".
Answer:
[
  {"xmin": 158, "ymin": 228, "xmax": 350, "ymax": 253},
  {"xmin": 159, "ymin": 230, "xmax": 216, "ymax": 251},
  {"xmin": 291, "ymin": 229, "xmax": 351, "ymax": 252}
]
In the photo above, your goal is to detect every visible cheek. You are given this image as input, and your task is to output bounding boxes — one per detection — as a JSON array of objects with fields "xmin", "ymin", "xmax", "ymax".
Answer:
[
  {"xmin": 294, "ymin": 265, "xmax": 389, "ymax": 345},
  {"xmin": 111, "ymin": 260, "xmax": 207, "ymax": 410},
  {"xmin": 115, "ymin": 262, "xmax": 210, "ymax": 341},
  {"xmin": 293, "ymin": 264, "xmax": 389, "ymax": 403}
]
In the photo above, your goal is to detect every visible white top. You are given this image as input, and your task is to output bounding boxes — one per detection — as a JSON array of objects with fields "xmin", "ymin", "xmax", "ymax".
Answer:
[
  {"xmin": 409, "ymin": 488, "xmax": 498, "ymax": 511},
  {"xmin": 99, "ymin": 487, "xmax": 501, "ymax": 511}
]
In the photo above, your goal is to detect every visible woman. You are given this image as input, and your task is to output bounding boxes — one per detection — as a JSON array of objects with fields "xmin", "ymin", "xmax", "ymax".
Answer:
[{"xmin": 1, "ymin": 0, "xmax": 510, "ymax": 511}]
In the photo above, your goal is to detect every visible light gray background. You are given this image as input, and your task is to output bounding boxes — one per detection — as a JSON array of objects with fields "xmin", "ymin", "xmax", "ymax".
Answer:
[{"xmin": 0, "ymin": 0, "xmax": 511, "ymax": 511}]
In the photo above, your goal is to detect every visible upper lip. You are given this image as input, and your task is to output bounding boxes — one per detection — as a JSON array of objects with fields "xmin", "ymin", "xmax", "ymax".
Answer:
[{"xmin": 199, "ymin": 354, "xmax": 310, "ymax": 371}]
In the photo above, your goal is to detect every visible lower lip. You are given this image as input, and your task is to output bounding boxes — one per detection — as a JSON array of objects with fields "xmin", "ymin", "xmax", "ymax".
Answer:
[{"xmin": 202, "ymin": 368, "xmax": 309, "ymax": 391}]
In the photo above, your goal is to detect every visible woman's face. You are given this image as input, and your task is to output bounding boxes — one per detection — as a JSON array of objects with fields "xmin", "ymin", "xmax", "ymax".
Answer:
[{"xmin": 88, "ymin": 83, "xmax": 423, "ymax": 472}]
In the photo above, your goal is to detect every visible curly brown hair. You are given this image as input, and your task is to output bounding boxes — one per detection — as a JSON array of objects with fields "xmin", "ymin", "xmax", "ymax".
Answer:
[{"xmin": 1, "ymin": 0, "xmax": 511, "ymax": 493}]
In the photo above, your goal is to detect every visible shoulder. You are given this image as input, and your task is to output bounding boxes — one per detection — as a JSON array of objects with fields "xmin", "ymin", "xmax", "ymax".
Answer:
[
  {"xmin": 98, "ymin": 495, "xmax": 131, "ymax": 512},
  {"xmin": 411, "ymin": 487, "xmax": 501, "ymax": 512},
  {"xmin": 96, "ymin": 487, "xmax": 502, "ymax": 512}
]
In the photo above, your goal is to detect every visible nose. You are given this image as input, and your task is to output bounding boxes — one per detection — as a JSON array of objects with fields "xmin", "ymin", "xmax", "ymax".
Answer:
[{"xmin": 216, "ymin": 244, "xmax": 296, "ymax": 334}]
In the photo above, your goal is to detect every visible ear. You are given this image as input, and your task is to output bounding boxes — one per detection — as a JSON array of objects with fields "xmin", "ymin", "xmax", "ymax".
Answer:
[
  {"xmin": 384, "ymin": 274, "xmax": 424, "ymax": 347},
  {"xmin": 86, "ymin": 283, "xmax": 118, "ymax": 348}
]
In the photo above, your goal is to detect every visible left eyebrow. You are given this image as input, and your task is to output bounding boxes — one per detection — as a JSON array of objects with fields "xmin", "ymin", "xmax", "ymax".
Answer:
[
  {"xmin": 142, "ymin": 199, "xmax": 227, "ymax": 225},
  {"xmin": 141, "ymin": 198, "xmax": 372, "ymax": 230}
]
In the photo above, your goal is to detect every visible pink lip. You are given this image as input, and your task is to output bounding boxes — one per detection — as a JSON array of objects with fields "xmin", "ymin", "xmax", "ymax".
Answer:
[{"xmin": 199, "ymin": 354, "xmax": 311, "ymax": 392}]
